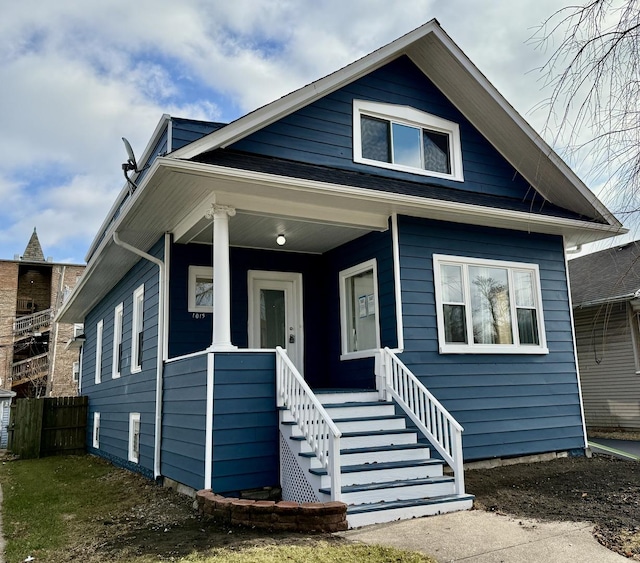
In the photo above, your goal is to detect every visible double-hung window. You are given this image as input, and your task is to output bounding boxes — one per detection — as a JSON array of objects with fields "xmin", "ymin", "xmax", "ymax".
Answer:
[
  {"xmin": 339, "ymin": 259, "xmax": 380, "ymax": 358},
  {"xmin": 353, "ymin": 100, "xmax": 463, "ymax": 181},
  {"xmin": 131, "ymin": 284, "xmax": 144, "ymax": 373},
  {"xmin": 95, "ymin": 320, "xmax": 103, "ymax": 384},
  {"xmin": 112, "ymin": 303, "xmax": 124, "ymax": 378},
  {"xmin": 188, "ymin": 266, "xmax": 213, "ymax": 313},
  {"xmin": 433, "ymin": 254, "xmax": 548, "ymax": 354}
]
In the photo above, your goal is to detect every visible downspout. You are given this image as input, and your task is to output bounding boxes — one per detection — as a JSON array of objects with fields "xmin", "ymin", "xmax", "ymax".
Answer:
[{"xmin": 112, "ymin": 232, "xmax": 165, "ymax": 480}]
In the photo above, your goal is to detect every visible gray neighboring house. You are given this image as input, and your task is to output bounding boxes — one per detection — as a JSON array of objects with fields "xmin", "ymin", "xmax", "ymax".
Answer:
[
  {"xmin": 569, "ymin": 241, "xmax": 640, "ymax": 430},
  {"xmin": 0, "ymin": 389, "xmax": 16, "ymax": 448}
]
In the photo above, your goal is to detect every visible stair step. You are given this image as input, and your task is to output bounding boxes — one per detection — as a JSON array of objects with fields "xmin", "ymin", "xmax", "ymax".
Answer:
[
  {"xmin": 321, "ymin": 475, "xmax": 454, "ymax": 495},
  {"xmin": 290, "ymin": 428, "xmax": 418, "ymax": 449},
  {"xmin": 300, "ymin": 442, "xmax": 433, "ymax": 467},
  {"xmin": 347, "ymin": 493, "xmax": 476, "ymax": 515},
  {"xmin": 310, "ymin": 459, "xmax": 442, "ymax": 477},
  {"xmin": 333, "ymin": 415, "xmax": 407, "ymax": 433},
  {"xmin": 319, "ymin": 475, "xmax": 456, "ymax": 504},
  {"xmin": 323, "ymin": 401, "xmax": 396, "ymax": 418},
  {"xmin": 316, "ymin": 390, "xmax": 380, "ymax": 404},
  {"xmin": 346, "ymin": 494, "xmax": 475, "ymax": 528}
]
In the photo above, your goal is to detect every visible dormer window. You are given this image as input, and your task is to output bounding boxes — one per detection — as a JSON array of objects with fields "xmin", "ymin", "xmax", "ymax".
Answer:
[{"xmin": 353, "ymin": 100, "xmax": 463, "ymax": 181}]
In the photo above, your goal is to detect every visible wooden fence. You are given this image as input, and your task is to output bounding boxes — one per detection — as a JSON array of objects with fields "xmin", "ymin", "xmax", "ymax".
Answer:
[{"xmin": 8, "ymin": 396, "xmax": 88, "ymax": 459}]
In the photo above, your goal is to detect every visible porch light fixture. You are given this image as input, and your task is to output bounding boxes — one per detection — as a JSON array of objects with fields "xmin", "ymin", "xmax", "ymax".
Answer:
[{"xmin": 276, "ymin": 234, "xmax": 286, "ymax": 246}]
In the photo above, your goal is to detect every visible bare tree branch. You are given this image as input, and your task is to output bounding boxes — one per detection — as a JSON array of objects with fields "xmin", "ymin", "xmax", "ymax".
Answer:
[{"xmin": 533, "ymin": 0, "xmax": 640, "ymax": 217}]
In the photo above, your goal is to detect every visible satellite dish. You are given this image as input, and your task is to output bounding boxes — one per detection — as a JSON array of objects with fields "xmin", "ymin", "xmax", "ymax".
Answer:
[{"xmin": 121, "ymin": 137, "xmax": 138, "ymax": 172}]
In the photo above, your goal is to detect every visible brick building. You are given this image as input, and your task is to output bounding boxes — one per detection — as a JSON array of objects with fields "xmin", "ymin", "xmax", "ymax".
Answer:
[{"xmin": 0, "ymin": 229, "xmax": 85, "ymax": 397}]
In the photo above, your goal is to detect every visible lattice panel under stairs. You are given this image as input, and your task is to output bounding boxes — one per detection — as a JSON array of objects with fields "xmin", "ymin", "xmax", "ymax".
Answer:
[{"xmin": 280, "ymin": 431, "xmax": 319, "ymax": 503}]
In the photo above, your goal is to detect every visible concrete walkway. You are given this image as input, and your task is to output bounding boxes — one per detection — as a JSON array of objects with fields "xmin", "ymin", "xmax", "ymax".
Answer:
[
  {"xmin": 340, "ymin": 510, "xmax": 626, "ymax": 562},
  {"xmin": 589, "ymin": 438, "xmax": 640, "ymax": 460}
]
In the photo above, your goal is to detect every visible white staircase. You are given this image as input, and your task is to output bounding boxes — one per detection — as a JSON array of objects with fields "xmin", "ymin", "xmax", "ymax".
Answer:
[{"xmin": 280, "ymin": 389, "xmax": 474, "ymax": 528}]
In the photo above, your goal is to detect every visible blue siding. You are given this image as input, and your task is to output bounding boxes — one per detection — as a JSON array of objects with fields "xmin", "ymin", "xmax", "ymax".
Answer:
[
  {"xmin": 230, "ymin": 56, "xmax": 536, "ymax": 206},
  {"xmin": 396, "ymin": 216, "xmax": 584, "ymax": 460},
  {"xmin": 83, "ymin": 237, "xmax": 164, "ymax": 478},
  {"xmin": 171, "ymin": 118, "xmax": 225, "ymax": 151},
  {"xmin": 162, "ymin": 353, "xmax": 208, "ymax": 490},
  {"xmin": 324, "ymin": 228, "xmax": 397, "ymax": 389},
  {"xmin": 212, "ymin": 352, "xmax": 278, "ymax": 495}
]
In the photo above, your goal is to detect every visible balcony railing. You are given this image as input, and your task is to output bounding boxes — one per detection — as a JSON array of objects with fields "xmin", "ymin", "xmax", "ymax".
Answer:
[
  {"xmin": 16, "ymin": 296, "xmax": 35, "ymax": 314},
  {"xmin": 14, "ymin": 308, "xmax": 53, "ymax": 336},
  {"xmin": 11, "ymin": 353, "xmax": 49, "ymax": 386}
]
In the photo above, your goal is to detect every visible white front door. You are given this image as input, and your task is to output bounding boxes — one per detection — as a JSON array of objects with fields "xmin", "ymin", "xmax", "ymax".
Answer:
[{"xmin": 248, "ymin": 271, "xmax": 304, "ymax": 373}]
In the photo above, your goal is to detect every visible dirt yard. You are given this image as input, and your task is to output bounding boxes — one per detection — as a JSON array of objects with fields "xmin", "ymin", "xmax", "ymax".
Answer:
[
  {"xmin": 55, "ymin": 452, "xmax": 640, "ymax": 561},
  {"xmin": 466, "ymin": 454, "xmax": 640, "ymax": 560}
]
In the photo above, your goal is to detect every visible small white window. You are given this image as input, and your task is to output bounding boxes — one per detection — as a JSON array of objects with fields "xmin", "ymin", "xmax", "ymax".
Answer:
[
  {"xmin": 188, "ymin": 266, "xmax": 213, "ymax": 313},
  {"xmin": 353, "ymin": 100, "xmax": 463, "ymax": 181},
  {"xmin": 93, "ymin": 412, "xmax": 100, "ymax": 448},
  {"xmin": 339, "ymin": 259, "xmax": 381, "ymax": 359},
  {"xmin": 131, "ymin": 284, "xmax": 144, "ymax": 373},
  {"xmin": 73, "ymin": 323, "xmax": 84, "ymax": 338},
  {"xmin": 95, "ymin": 320, "xmax": 103, "ymax": 384},
  {"xmin": 72, "ymin": 361, "xmax": 80, "ymax": 383},
  {"xmin": 433, "ymin": 254, "xmax": 548, "ymax": 354},
  {"xmin": 128, "ymin": 412, "xmax": 141, "ymax": 463},
  {"xmin": 112, "ymin": 303, "xmax": 124, "ymax": 379}
]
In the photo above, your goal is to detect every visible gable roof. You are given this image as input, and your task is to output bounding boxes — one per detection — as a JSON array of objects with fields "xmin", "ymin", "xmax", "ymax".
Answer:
[
  {"xmin": 58, "ymin": 20, "xmax": 627, "ymax": 324},
  {"xmin": 170, "ymin": 19, "xmax": 621, "ymax": 230},
  {"xmin": 569, "ymin": 241, "xmax": 640, "ymax": 307}
]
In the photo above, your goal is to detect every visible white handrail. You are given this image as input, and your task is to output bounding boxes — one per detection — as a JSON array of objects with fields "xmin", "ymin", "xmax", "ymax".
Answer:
[
  {"xmin": 376, "ymin": 347, "xmax": 466, "ymax": 495},
  {"xmin": 275, "ymin": 347, "xmax": 342, "ymax": 501}
]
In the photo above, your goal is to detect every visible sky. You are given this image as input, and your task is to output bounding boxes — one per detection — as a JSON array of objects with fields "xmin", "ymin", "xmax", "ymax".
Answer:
[{"xmin": 0, "ymin": 0, "xmax": 630, "ymax": 264}]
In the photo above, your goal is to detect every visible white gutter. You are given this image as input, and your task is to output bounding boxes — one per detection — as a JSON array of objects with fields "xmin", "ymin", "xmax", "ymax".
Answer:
[{"xmin": 112, "ymin": 232, "xmax": 165, "ymax": 480}]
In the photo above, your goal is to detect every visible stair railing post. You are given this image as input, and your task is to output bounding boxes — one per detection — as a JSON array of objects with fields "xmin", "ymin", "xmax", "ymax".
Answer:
[
  {"xmin": 452, "ymin": 429, "xmax": 465, "ymax": 495},
  {"xmin": 329, "ymin": 433, "xmax": 341, "ymax": 502},
  {"xmin": 375, "ymin": 349, "xmax": 388, "ymax": 401}
]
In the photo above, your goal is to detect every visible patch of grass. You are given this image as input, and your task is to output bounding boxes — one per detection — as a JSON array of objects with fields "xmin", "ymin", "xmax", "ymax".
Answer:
[
  {"xmin": 180, "ymin": 543, "xmax": 435, "ymax": 562},
  {"xmin": 0, "ymin": 455, "xmax": 435, "ymax": 563},
  {"xmin": 0, "ymin": 455, "xmax": 121, "ymax": 562}
]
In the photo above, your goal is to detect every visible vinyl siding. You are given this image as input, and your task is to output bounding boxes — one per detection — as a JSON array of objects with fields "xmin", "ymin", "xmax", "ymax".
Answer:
[
  {"xmin": 162, "ymin": 353, "xmax": 208, "ymax": 490},
  {"xmin": 575, "ymin": 303, "xmax": 640, "ymax": 430},
  {"xmin": 230, "ymin": 56, "xmax": 537, "ymax": 206},
  {"xmin": 212, "ymin": 352, "xmax": 278, "ymax": 494},
  {"xmin": 82, "ymin": 237, "xmax": 163, "ymax": 477},
  {"xmin": 396, "ymin": 216, "xmax": 585, "ymax": 460}
]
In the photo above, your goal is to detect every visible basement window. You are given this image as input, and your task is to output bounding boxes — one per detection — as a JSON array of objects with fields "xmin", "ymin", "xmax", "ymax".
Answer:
[{"xmin": 353, "ymin": 100, "xmax": 463, "ymax": 181}]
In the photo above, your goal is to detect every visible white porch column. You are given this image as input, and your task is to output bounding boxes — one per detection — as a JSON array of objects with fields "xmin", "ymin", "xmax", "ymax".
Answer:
[{"xmin": 206, "ymin": 204, "xmax": 237, "ymax": 351}]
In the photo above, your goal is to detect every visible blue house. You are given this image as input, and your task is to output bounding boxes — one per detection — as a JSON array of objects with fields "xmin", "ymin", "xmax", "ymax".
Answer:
[{"xmin": 58, "ymin": 20, "xmax": 624, "ymax": 527}]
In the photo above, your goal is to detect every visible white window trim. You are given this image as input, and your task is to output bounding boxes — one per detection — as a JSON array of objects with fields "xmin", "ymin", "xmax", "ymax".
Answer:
[
  {"xmin": 92, "ymin": 412, "xmax": 100, "ymax": 449},
  {"xmin": 339, "ymin": 259, "xmax": 381, "ymax": 360},
  {"xmin": 95, "ymin": 320, "xmax": 103, "ymax": 385},
  {"xmin": 353, "ymin": 99, "xmax": 464, "ymax": 182},
  {"xmin": 131, "ymin": 284, "xmax": 144, "ymax": 374},
  {"xmin": 112, "ymin": 302, "xmax": 124, "ymax": 379},
  {"xmin": 128, "ymin": 412, "xmax": 140, "ymax": 463},
  {"xmin": 72, "ymin": 361, "xmax": 80, "ymax": 383},
  {"xmin": 188, "ymin": 265, "xmax": 213, "ymax": 313},
  {"xmin": 433, "ymin": 254, "xmax": 549, "ymax": 355}
]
